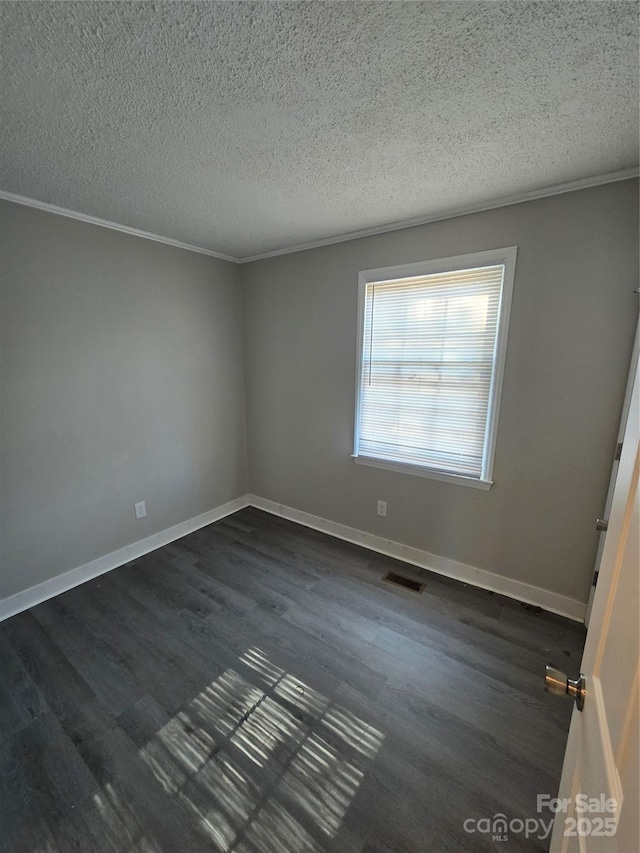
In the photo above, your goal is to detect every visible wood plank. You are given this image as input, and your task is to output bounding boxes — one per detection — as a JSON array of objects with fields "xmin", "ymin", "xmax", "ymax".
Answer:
[{"xmin": 0, "ymin": 632, "xmax": 49, "ymax": 743}]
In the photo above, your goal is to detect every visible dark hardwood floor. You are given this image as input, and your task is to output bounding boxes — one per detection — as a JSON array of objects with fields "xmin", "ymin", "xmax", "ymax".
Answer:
[{"xmin": 0, "ymin": 507, "xmax": 585, "ymax": 852}]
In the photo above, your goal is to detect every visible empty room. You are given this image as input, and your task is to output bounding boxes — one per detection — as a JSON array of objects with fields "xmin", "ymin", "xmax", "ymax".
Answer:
[{"xmin": 1, "ymin": 2, "xmax": 638, "ymax": 852}]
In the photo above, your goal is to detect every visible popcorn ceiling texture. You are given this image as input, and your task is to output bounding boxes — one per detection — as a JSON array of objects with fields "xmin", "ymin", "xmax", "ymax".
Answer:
[{"xmin": 1, "ymin": 1, "xmax": 638, "ymax": 259}]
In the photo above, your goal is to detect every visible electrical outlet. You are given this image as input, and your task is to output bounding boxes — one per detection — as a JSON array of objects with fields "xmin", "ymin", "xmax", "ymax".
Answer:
[
  {"xmin": 134, "ymin": 501, "xmax": 147, "ymax": 519},
  {"xmin": 377, "ymin": 500, "xmax": 387, "ymax": 517}
]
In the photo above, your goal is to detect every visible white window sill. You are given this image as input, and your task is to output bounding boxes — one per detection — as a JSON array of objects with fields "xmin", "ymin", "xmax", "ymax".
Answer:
[{"xmin": 352, "ymin": 454, "xmax": 493, "ymax": 490}]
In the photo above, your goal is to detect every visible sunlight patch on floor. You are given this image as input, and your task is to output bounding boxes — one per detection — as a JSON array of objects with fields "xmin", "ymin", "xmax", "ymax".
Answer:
[
  {"xmin": 231, "ymin": 692, "xmax": 307, "ymax": 768},
  {"xmin": 236, "ymin": 798, "xmax": 324, "ymax": 853},
  {"xmin": 321, "ymin": 705, "xmax": 384, "ymax": 758},
  {"xmin": 138, "ymin": 646, "xmax": 384, "ymax": 850},
  {"xmin": 274, "ymin": 673, "xmax": 330, "ymax": 719},
  {"xmin": 279, "ymin": 732, "xmax": 364, "ymax": 836},
  {"xmin": 240, "ymin": 646, "xmax": 285, "ymax": 687}
]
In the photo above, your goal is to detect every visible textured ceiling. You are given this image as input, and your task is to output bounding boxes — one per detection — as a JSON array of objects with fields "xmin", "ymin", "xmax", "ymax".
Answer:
[{"xmin": 1, "ymin": 1, "xmax": 638, "ymax": 259}]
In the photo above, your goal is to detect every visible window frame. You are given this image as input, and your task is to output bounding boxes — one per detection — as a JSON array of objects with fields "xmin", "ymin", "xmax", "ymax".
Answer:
[{"xmin": 352, "ymin": 246, "xmax": 517, "ymax": 490}]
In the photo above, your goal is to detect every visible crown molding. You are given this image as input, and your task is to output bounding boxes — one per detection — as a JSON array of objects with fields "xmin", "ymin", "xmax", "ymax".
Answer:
[
  {"xmin": 2, "ymin": 166, "xmax": 637, "ymax": 265},
  {"xmin": 0, "ymin": 190, "xmax": 239, "ymax": 263},
  {"xmin": 238, "ymin": 166, "xmax": 640, "ymax": 263}
]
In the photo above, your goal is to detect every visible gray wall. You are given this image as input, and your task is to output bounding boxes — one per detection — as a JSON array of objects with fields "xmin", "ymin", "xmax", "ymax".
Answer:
[
  {"xmin": 1, "ymin": 201, "xmax": 248, "ymax": 600},
  {"xmin": 242, "ymin": 180, "xmax": 639, "ymax": 604},
  {"xmin": 2, "ymin": 181, "xmax": 637, "ymax": 608}
]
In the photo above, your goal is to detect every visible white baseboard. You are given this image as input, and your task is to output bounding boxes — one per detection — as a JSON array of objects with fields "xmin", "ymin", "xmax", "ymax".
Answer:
[
  {"xmin": 0, "ymin": 495, "xmax": 251, "ymax": 622},
  {"xmin": 247, "ymin": 495, "xmax": 587, "ymax": 622},
  {"xmin": 0, "ymin": 491, "xmax": 586, "ymax": 624}
]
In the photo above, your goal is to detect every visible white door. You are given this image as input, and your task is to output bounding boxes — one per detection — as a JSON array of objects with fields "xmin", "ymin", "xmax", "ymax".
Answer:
[
  {"xmin": 585, "ymin": 320, "xmax": 639, "ymax": 626},
  {"xmin": 548, "ymin": 345, "xmax": 639, "ymax": 853}
]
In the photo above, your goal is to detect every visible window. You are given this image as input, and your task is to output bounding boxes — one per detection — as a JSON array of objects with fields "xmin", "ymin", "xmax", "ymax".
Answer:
[{"xmin": 353, "ymin": 247, "xmax": 517, "ymax": 489}]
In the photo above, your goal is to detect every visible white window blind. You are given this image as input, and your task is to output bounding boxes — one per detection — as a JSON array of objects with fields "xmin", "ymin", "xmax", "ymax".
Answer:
[{"xmin": 355, "ymin": 252, "xmax": 515, "ymax": 485}]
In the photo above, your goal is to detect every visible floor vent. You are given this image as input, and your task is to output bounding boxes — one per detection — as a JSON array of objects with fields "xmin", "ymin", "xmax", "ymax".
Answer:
[{"xmin": 382, "ymin": 572, "xmax": 425, "ymax": 594}]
